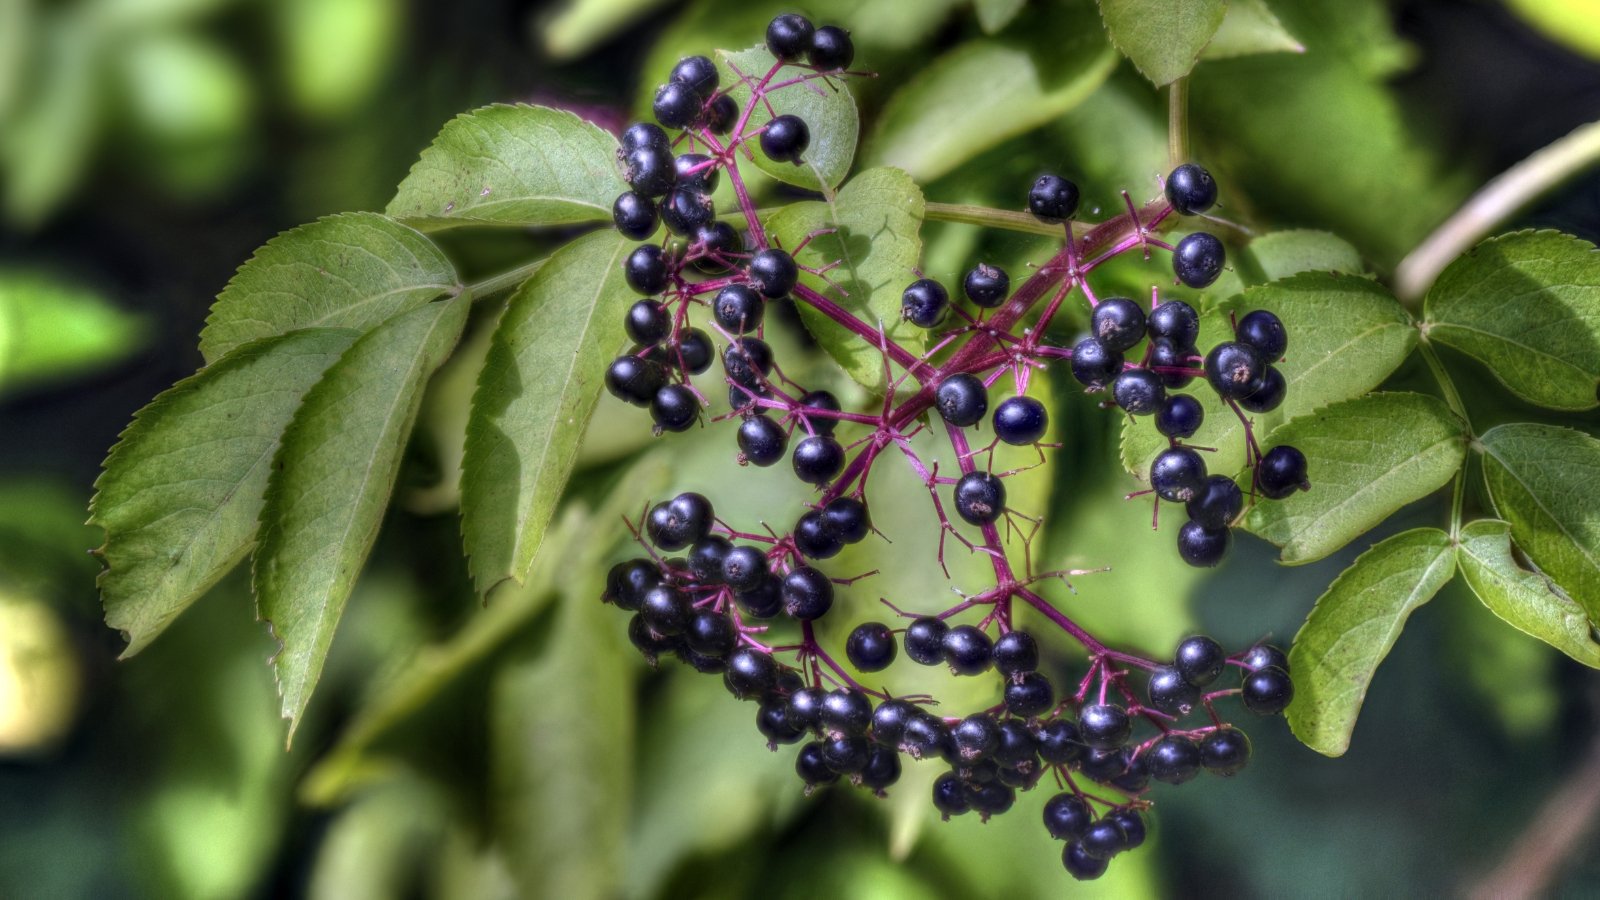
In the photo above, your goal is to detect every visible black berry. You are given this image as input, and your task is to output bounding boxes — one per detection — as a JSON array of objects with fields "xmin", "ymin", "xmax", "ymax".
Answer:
[
  {"xmin": 963, "ymin": 263, "xmax": 1009, "ymax": 308},
  {"xmin": 1177, "ymin": 520, "xmax": 1230, "ymax": 567},
  {"xmin": 935, "ymin": 373, "xmax": 988, "ymax": 427},
  {"xmin": 1112, "ymin": 369, "xmax": 1165, "ymax": 416},
  {"xmin": 993, "ymin": 630, "xmax": 1039, "ymax": 674},
  {"xmin": 953, "ymin": 471, "xmax": 1006, "ymax": 526},
  {"xmin": 1028, "ymin": 173, "xmax": 1080, "ymax": 223},
  {"xmin": 685, "ymin": 609, "xmax": 737, "ymax": 657},
  {"xmin": 1175, "ymin": 635, "xmax": 1226, "ymax": 687},
  {"xmin": 766, "ymin": 13, "xmax": 815, "ymax": 61},
  {"xmin": 1173, "ymin": 232, "xmax": 1226, "ymax": 288},
  {"xmin": 904, "ymin": 617, "xmax": 948, "ymax": 665},
  {"xmin": 1240, "ymin": 643, "xmax": 1289, "ymax": 673},
  {"xmin": 737, "ymin": 414, "xmax": 788, "ymax": 466},
  {"xmin": 782, "ymin": 566, "xmax": 834, "ymax": 620},
  {"xmin": 603, "ymin": 558, "xmax": 660, "ymax": 611},
  {"xmin": 1147, "ymin": 665, "xmax": 1200, "ymax": 716},
  {"xmin": 1147, "ymin": 300, "xmax": 1200, "ymax": 346},
  {"xmin": 624, "ymin": 244, "xmax": 669, "ymax": 295},
  {"xmin": 1004, "ymin": 672, "xmax": 1055, "ymax": 718},
  {"xmin": 1148, "ymin": 734, "xmax": 1202, "ymax": 785},
  {"xmin": 1236, "ymin": 309, "xmax": 1287, "ymax": 360},
  {"xmin": 1078, "ymin": 704, "xmax": 1131, "ymax": 750},
  {"xmin": 793, "ymin": 509, "xmax": 842, "ymax": 560},
  {"xmin": 807, "ymin": 25, "xmax": 854, "ymax": 70},
  {"xmin": 748, "ymin": 248, "xmax": 798, "ymax": 298},
  {"xmin": 822, "ymin": 496, "xmax": 870, "ymax": 543},
  {"xmin": 1239, "ymin": 365, "xmax": 1286, "ymax": 413},
  {"xmin": 760, "ymin": 115, "xmax": 809, "ymax": 165},
  {"xmin": 1063, "ymin": 842, "xmax": 1108, "ymax": 880},
  {"xmin": 1044, "ymin": 793, "xmax": 1093, "ymax": 840},
  {"xmin": 713, "ymin": 285, "xmax": 764, "ymax": 334},
  {"xmin": 1070, "ymin": 338, "xmax": 1122, "ymax": 390},
  {"xmin": 791, "ymin": 434, "xmax": 845, "ymax": 485},
  {"xmin": 1258, "ymin": 445, "xmax": 1310, "ymax": 499},
  {"xmin": 605, "ymin": 355, "xmax": 665, "ymax": 406},
  {"xmin": 687, "ymin": 535, "xmax": 732, "ymax": 583},
  {"xmin": 1091, "ymin": 297, "xmax": 1147, "ymax": 352},
  {"xmin": 1156, "ymin": 393, "xmax": 1204, "ymax": 438},
  {"xmin": 721, "ymin": 544, "xmax": 770, "ymax": 591},
  {"xmin": 669, "ymin": 55, "xmax": 719, "ymax": 100},
  {"xmin": 1150, "ymin": 447, "xmax": 1207, "ymax": 503},
  {"xmin": 993, "ymin": 396, "xmax": 1047, "ymax": 445},
  {"xmin": 659, "ymin": 186, "xmax": 714, "ymax": 236},
  {"xmin": 1241, "ymin": 665, "xmax": 1294, "ymax": 715},
  {"xmin": 625, "ymin": 300, "xmax": 671, "ymax": 346},
  {"xmin": 1165, "ymin": 163, "xmax": 1218, "ymax": 215},
  {"xmin": 901, "ymin": 278, "xmax": 949, "ymax": 329},
  {"xmin": 613, "ymin": 191, "xmax": 658, "ymax": 239},
  {"xmin": 723, "ymin": 648, "xmax": 778, "ymax": 699},
  {"xmin": 646, "ymin": 492, "xmax": 713, "ymax": 550},
  {"xmin": 1185, "ymin": 475, "xmax": 1243, "ymax": 529},
  {"xmin": 845, "ymin": 622, "xmax": 897, "ymax": 672},
  {"xmin": 942, "ymin": 625, "xmax": 994, "ymax": 676},
  {"xmin": 1200, "ymin": 726, "xmax": 1252, "ymax": 775},
  {"xmin": 652, "ymin": 80, "xmax": 701, "ymax": 129}
]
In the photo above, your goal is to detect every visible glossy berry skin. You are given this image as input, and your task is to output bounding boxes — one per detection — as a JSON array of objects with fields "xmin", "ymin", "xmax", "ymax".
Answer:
[
  {"xmin": 1148, "ymin": 299, "xmax": 1201, "ymax": 346},
  {"xmin": 760, "ymin": 114, "xmax": 810, "ymax": 164},
  {"xmin": 785, "ymin": 687, "xmax": 825, "ymax": 731},
  {"xmin": 1173, "ymin": 232, "xmax": 1226, "ymax": 288},
  {"xmin": 628, "ymin": 615, "xmax": 678, "ymax": 663},
  {"xmin": 1080, "ymin": 820, "xmax": 1126, "ymax": 859},
  {"xmin": 845, "ymin": 622, "xmax": 897, "ymax": 672},
  {"xmin": 782, "ymin": 566, "xmax": 833, "ymax": 620},
  {"xmin": 797, "ymin": 390, "xmax": 840, "ymax": 435},
  {"xmin": 1091, "ymin": 297, "xmax": 1148, "ymax": 352},
  {"xmin": 792, "ymin": 509, "xmax": 841, "ymax": 560},
  {"xmin": 1036, "ymin": 718, "xmax": 1084, "ymax": 765},
  {"xmin": 722, "ymin": 336, "xmax": 773, "ymax": 388},
  {"xmin": 1148, "ymin": 337, "xmax": 1197, "ymax": 388},
  {"xmin": 822, "ymin": 736, "xmax": 871, "ymax": 775},
  {"xmin": 871, "ymin": 700, "xmax": 916, "ymax": 745},
  {"xmin": 1079, "ymin": 746, "xmax": 1130, "ymax": 783},
  {"xmin": 1177, "ymin": 520, "xmax": 1230, "ymax": 567},
  {"xmin": 1147, "ymin": 665, "xmax": 1201, "ymax": 716},
  {"xmin": 625, "ymin": 300, "xmax": 671, "ymax": 346},
  {"xmin": 621, "ymin": 121, "xmax": 670, "ymax": 153},
  {"xmin": 953, "ymin": 471, "xmax": 1006, "ymax": 526},
  {"xmin": 1176, "ymin": 635, "xmax": 1226, "ymax": 687},
  {"xmin": 605, "ymin": 356, "xmax": 665, "ymax": 406},
  {"xmin": 685, "ymin": 609, "xmax": 737, "ymax": 657},
  {"xmin": 820, "ymin": 689, "xmax": 872, "ymax": 736},
  {"xmin": 765, "ymin": 13, "xmax": 815, "ymax": 61},
  {"xmin": 1151, "ymin": 447, "xmax": 1207, "ymax": 503},
  {"xmin": 963, "ymin": 263, "xmax": 1009, "ymax": 307},
  {"xmin": 901, "ymin": 714, "xmax": 951, "ymax": 761},
  {"xmin": 1242, "ymin": 666, "xmax": 1294, "ymax": 715},
  {"xmin": 1201, "ymin": 726, "xmax": 1252, "ymax": 775},
  {"xmin": 1079, "ymin": 704, "xmax": 1132, "ymax": 751},
  {"xmin": 942, "ymin": 625, "xmax": 994, "ymax": 676},
  {"xmin": 795, "ymin": 741, "xmax": 839, "ymax": 786},
  {"xmin": 1106, "ymin": 809, "xmax": 1146, "ymax": 850},
  {"xmin": 672, "ymin": 152, "xmax": 720, "ymax": 194},
  {"xmin": 735, "ymin": 579, "xmax": 782, "ymax": 619},
  {"xmin": 995, "ymin": 720, "xmax": 1040, "ymax": 767},
  {"xmin": 675, "ymin": 328, "xmax": 714, "ymax": 374},
  {"xmin": 932, "ymin": 772, "xmax": 971, "ymax": 817},
  {"xmin": 1112, "ymin": 370, "xmax": 1165, "ymax": 416},
  {"xmin": 953, "ymin": 714, "xmax": 1001, "ymax": 760},
  {"xmin": 808, "ymin": 25, "xmax": 854, "ymax": 70},
  {"xmin": 737, "ymin": 415, "xmax": 787, "ymax": 467},
  {"xmin": 624, "ymin": 244, "xmax": 669, "ymax": 295},
  {"xmin": 1239, "ymin": 365, "xmax": 1286, "ymax": 414},
  {"xmin": 1204, "ymin": 341, "xmax": 1267, "ymax": 400},
  {"xmin": 687, "ymin": 535, "xmax": 732, "ymax": 583},
  {"xmin": 1149, "ymin": 735, "xmax": 1203, "ymax": 785},
  {"xmin": 1063, "ymin": 842, "xmax": 1108, "ymax": 880},
  {"xmin": 723, "ymin": 649, "xmax": 778, "ymax": 699},
  {"xmin": 1005, "ymin": 672, "xmax": 1055, "ymax": 717},
  {"xmin": 1186, "ymin": 475, "xmax": 1243, "ymax": 529},
  {"xmin": 901, "ymin": 278, "xmax": 949, "ymax": 329},
  {"xmin": 859, "ymin": 745, "xmax": 901, "ymax": 792},
  {"xmin": 604, "ymin": 558, "xmax": 660, "ymax": 611},
  {"xmin": 693, "ymin": 221, "xmax": 740, "ymax": 273},
  {"xmin": 1258, "ymin": 444, "xmax": 1310, "ymax": 499},
  {"xmin": 669, "ymin": 55, "xmax": 719, "ymax": 99},
  {"xmin": 704, "ymin": 94, "xmax": 737, "ymax": 134},
  {"xmin": 1237, "ymin": 309, "xmax": 1288, "ymax": 360},
  {"xmin": 646, "ymin": 493, "xmax": 713, "ymax": 550},
  {"xmin": 967, "ymin": 781, "xmax": 1016, "ymax": 817},
  {"xmin": 1028, "ymin": 173, "xmax": 1080, "ymax": 223},
  {"xmin": 993, "ymin": 396, "xmax": 1048, "ymax": 445},
  {"xmin": 659, "ymin": 186, "xmax": 714, "ymax": 236},
  {"xmin": 791, "ymin": 434, "xmax": 845, "ymax": 485},
  {"xmin": 993, "ymin": 630, "xmax": 1039, "ymax": 674},
  {"xmin": 1165, "ymin": 163, "xmax": 1218, "ymax": 215},
  {"xmin": 904, "ymin": 617, "xmax": 948, "ymax": 665},
  {"xmin": 713, "ymin": 285, "xmax": 763, "ymax": 333},
  {"xmin": 1240, "ymin": 643, "xmax": 1290, "ymax": 673},
  {"xmin": 621, "ymin": 144, "xmax": 676, "ymax": 198},
  {"xmin": 822, "ymin": 497, "xmax": 870, "ymax": 543},
  {"xmin": 721, "ymin": 544, "xmax": 770, "ymax": 591},
  {"xmin": 1070, "ymin": 338, "xmax": 1123, "ymax": 390},
  {"xmin": 935, "ymin": 374, "xmax": 989, "ymax": 427},
  {"xmin": 747, "ymin": 248, "xmax": 798, "ymax": 298},
  {"xmin": 1043, "ymin": 793, "xmax": 1093, "ymax": 840},
  {"xmin": 612, "ymin": 191, "xmax": 658, "ymax": 239},
  {"xmin": 1156, "ymin": 393, "xmax": 1204, "ymax": 438},
  {"xmin": 757, "ymin": 700, "xmax": 806, "ymax": 745},
  {"xmin": 653, "ymin": 80, "xmax": 701, "ymax": 129},
  {"xmin": 640, "ymin": 585, "xmax": 690, "ymax": 636}
]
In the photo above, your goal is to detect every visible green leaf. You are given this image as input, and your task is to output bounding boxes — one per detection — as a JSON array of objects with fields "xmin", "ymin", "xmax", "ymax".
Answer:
[
  {"xmin": 973, "ymin": 0, "xmax": 1028, "ymax": 33},
  {"xmin": 1243, "ymin": 230, "xmax": 1365, "ymax": 283},
  {"xmin": 255, "ymin": 296, "xmax": 469, "ymax": 738},
  {"xmin": 865, "ymin": 4, "xmax": 1116, "ymax": 182},
  {"xmin": 767, "ymin": 167, "xmax": 926, "ymax": 393},
  {"xmin": 0, "ymin": 270, "xmax": 145, "ymax": 393},
  {"xmin": 1457, "ymin": 519, "xmax": 1600, "ymax": 668},
  {"xmin": 1287, "ymin": 527, "xmax": 1455, "ymax": 756},
  {"xmin": 461, "ymin": 230, "xmax": 633, "ymax": 594},
  {"xmin": 541, "ymin": 0, "xmax": 673, "ymax": 60},
  {"xmin": 1246, "ymin": 392, "xmax": 1468, "ymax": 564},
  {"xmin": 1424, "ymin": 230, "xmax": 1600, "ymax": 411},
  {"xmin": 1479, "ymin": 423, "xmax": 1600, "ymax": 618},
  {"xmin": 91, "ymin": 329, "xmax": 358, "ymax": 657},
  {"xmin": 199, "ymin": 212, "xmax": 458, "ymax": 364},
  {"xmin": 1201, "ymin": 0, "xmax": 1304, "ymax": 60},
  {"xmin": 1097, "ymin": 0, "xmax": 1226, "ymax": 86},
  {"xmin": 1123, "ymin": 274, "xmax": 1417, "ymax": 480},
  {"xmin": 715, "ymin": 46, "xmax": 859, "ymax": 193},
  {"xmin": 386, "ymin": 104, "xmax": 624, "ymax": 230},
  {"xmin": 1, "ymin": 16, "xmax": 98, "ymax": 228},
  {"xmin": 1505, "ymin": 0, "xmax": 1600, "ymax": 60}
]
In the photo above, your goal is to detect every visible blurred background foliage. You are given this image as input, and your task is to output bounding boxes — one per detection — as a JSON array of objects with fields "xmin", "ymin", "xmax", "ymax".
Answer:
[{"xmin": 2, "ymin": 0, "xmax": 1599, "ymax": 897}]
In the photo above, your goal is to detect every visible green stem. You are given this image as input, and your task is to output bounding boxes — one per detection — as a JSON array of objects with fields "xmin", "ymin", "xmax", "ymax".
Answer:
[
  {"xmin": 1420, "ymin": 338, "xmax": 1472, "ymax": 537},
  {"xmin": 464, "ymin": 257, "xmax": 547, "ymax": 303},
  {"xmin": 924, "ymin": 202, "xmax": 1092, "ymax": 238},
  {"xmin": 1168, "ymin": 77, "xmax": 1190, "ymax": 168}
]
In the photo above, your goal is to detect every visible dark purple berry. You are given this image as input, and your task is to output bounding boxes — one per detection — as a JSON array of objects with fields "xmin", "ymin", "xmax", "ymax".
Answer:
[
  {"xmin": 1186, "ymin": 475, "xmax": 1243, "ymax": 529},
  {"xmin": 1147, "ymin": 665, "xmax": 1200, "ymax": 716},
  {"xmin": 1148, "ymin": 734, "xmax": 1202, "ymax": 785},
  {"xmin": 760, "ymin": 114, "xmax": 809, "ymax": 164},
  {"xmin": 766, "ymin": 13, "xmax": 815, "ymax": 61},
  {"xmin": 737, "ymin": 414, "xmax": 788, "ymax": 466},
  {"xmin": 1258, "ymin": 445, "xmax": 1310, "ymax": 499},
  {"xmin": 1156, "ymin": 393, "xmax": 1204, "ymax": 438},
  {"xmin": 901, "ymin": 278, "xmax": 949, "ymax": 329},
  {"xmin": 1147, "ymin": 300, "xmax": 1200, "ymax": 346},
  {"xmin": 1028, "ymin": 173, "xmax": 1080, "ymax": 223},
  {"xmin": 935, "ymin": 373, "xmax": 988, "ymax": 427},
  {"xmin": 1242, "ymin": 665, "xmax": 1294, "ymax": 715},
  {"xmin": 1112, "ymin": 369, "xmax": 1165, "ymax": 416},
  {"xmin": 953, "ymin": 471, "xmax": 1006, "ymax": 526},
  {"xmin": 612, "ymin": 191, "xmax": 658, "ymax": 239},
  {"xmin": 791, "ymin": 434, "xmax": 845, "ymax": 485},
  {"xmin": 1201, "ymin": 726, "xmax": 1252, "ymax": 775},
  {"xmin": 963, "ymin": 263, "xmax": 1009, "ymax": 308},
  {"xmin": 1175, "ymin": 635, "xmax": 1226, "ymax": 687},
  {"xmin": 1236, "ymin": 309, "xmax": 1287, "ymax": 360},
  {"xmin": 904, "ymin": 617, "xmax": 948, "ymax": 665},
  {"xmin": 845, "ymin": 622, "xmax": 897, "ymax": 672},
  {"xmin": 1177, "ymin": 520, "xmax": 1230, "ymax": 567},
  {"xmin": 748, "ymin": 248, "xmax": 798, "ymax": 298},
  {"xmin": 942, "ymin": 625, "xmax": 994, "ymax": 676},
  {"xmin": 1070, "ymin": 338, "xmax": 1122, "ymax": 390},
  {"xmin": 782, "ymin": 566, "xmax": 833, "ymax": 620},
  {"xmin": 807, "ymin": 25, "xmax": 854, "ymax": 70},
  {"xmin": 993, "ymin": 395, "xmax": 1047, "ymax": 445},
  {"xmin": 713, "ymin": 285, "xmax": 764, "ymax": 334},
  {"xmin": 1204, "ymin": 341, "xmax": 1267, "ymax": 399},
  {"xmin": 624, "ymin": 244, "xmax": 669, "ymax": 295},
  {"xmin": 1151, "ymin": 447, "xmax": 1207, "ymax": 502},
  {"xmin": 1165, "ymin": 163, "xmax": 1218, "ymax": 215},
  {"xmin": 1174, "ymin": 232, "xmax": 1226, "ymax": 288},
  {"xmin": 1091, "ymin": 297, "xmax": 1147, "ymax": 352}
]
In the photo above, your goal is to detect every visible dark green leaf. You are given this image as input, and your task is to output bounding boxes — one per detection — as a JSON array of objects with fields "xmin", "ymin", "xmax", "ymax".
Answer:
[
  {"xmin": 92, "ymin": 329, "xmax": 358, "ymax": 657},
  {"xmin": 1246, "ymin": 392, "xmax": 1468, "ymax": 564},
  {"xmin": 461, "ymin": 230, "xmax": 633, "ymax": 594},
  {"xmin": 1457, "ymin": 519, "xmax": 1600, "ymax": 668},
  {"xmin": 1287, "ymin": 527, "xmax": 1455, "ymax": 756},
  {"xmin": 386, "ymin": 104, "xmax": 624, "ymax": 230},
  {"xmin": 255, "ymin": 297, "xmax": 469, "ymax": 738},
  {"xmin": 1479, "ymin": 423, "xmax": 1600, "ymax": 616},
  {"xmin": 1097, "ymin": 0, "xmax": 1226, "ymax": 86},
  {"xmin": 1201, "ymin": 0, "xmax": 1304, "ymax": 60},
  {"xmin": 199, "ymin": 212, "xmax": 458, "ymax": 364},
  {"xmin": 1424, "ymin": 230, "xmax": 1600, "ymax": 411},
  {"xmin": 716, "ymin": 46, "xmax": 858, "ymax": 193}
]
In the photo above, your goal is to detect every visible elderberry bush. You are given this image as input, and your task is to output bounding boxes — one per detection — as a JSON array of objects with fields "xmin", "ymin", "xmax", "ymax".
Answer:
[{"xmin": 595, "ymin": 13, "xmax": 1310, "ymax": 881}]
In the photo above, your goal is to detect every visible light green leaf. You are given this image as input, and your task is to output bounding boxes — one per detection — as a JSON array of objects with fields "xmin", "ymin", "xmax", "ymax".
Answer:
[
  {"xmin": 716, "ymin": 46, "xmax": 859, "ymax": 193},
  {"xmin": 541, "ymin": 0, "xmax": 672, "ymax": 59},
  {"xmin": 275, "ymin": 0, "xmax": 402, "ymax": 121},
  {"xmin": 1287, "ymin": 527, "xmax": 1455, "ymax": 756},
  {"xmin": 973, "ymin": 0, "xmax": 1028, "ymax": 33},
  {"xmin": 1246, "ymin": 392, "xmax": 1468, "ymax": 564},
  {"xmin": 199, "ymin": 212, "xmax": 458, "ymax": 364},
  {"xmin": 1479, "ymin": 423, "xmax": 1600, "ymax": 617},
  {"xmin": 768, "ymin": 167, "xmax": 926, "ymax": 393},
  {"xmin": 1457, "ymin": 519, "xmax": 1600, "ymax": 668},
  {"xmin": 1424, "ymin": 230, "xmax": 1600, "ymax": 411},
  {"xmin": 1505, "ymin": 0, "xmax": 1600, "ymax": 60},
  {"xmin": 386, "ymin": 104, "xmax": 624, "ymax": 230},
  {"xmin": 1201, "ymin": 0, "xmax": 1304, "ymax": 59},
  {"xmin": 92, "ymin": 329, "xmax": 358, "ymax": 657},
  {"xmin": 1097, "ymin": 0, "xmax": 1226, "ymax": 86},
  {"xmin": 1243, "ymin": 230, "xmax": 1364, "ymax": 282},
  {"xmin": 255, "ymin": 297, "xmax": 469, "ymax": 738},
  {"xmin": 462, "ymin": 230, "xmax": 632, "ymax": 594},
  {"xmin": 865, "ymin": 4, "xmax": 1116, "ymax": 182},
  {"xmin": 1123, "ymin": 274, "xmax": 1417, "ymax": 480},
  {"xmin": 1, "ymin": 15, "xmax": 98, "ymax": 228},
  {"xmin": 0, "ymin": 270, "xmax": 145, "ymax": 393},
  {"xmin": 1447, "ymin": 583, "xmax": 1559, "ymax": 738}
]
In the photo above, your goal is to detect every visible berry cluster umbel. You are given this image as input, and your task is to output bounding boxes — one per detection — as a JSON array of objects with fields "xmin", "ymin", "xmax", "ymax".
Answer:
[{"xmin": 596, "ymin": 14, "xmax": 1308, "ymax": 881}]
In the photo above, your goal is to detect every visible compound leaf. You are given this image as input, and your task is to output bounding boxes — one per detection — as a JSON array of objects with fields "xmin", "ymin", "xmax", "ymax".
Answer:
[
  {"xmin": 1246, "ymin": 392, "xmax": 1468, "ymax": 564},
  {"xmin": 387, "ymin": 104, "xmax": 624, "ymax": 230},
  {"xmin": 1457, "ymin": 519, "xmax": 1600, "ymax": 668},
  {"xmin": 1242, "ymin": 230, "xmax": 1364, "ymax": 283},
  {"xmin": 1425, "ymin": 230, "xmax": 1600, "ymax": 411},
  {"xmin": 1097, "ymin": 0, "xmax": 1226, "ymax": 86},
  {"xmin": 199, "ymin": 212, "xmax": 458, "ymax": 364},
  {"xmin": 1479, "ymin": 423, "xmax": 1600, "ymax": 617},
  {"xmin": 716, "ymin": 46, "xmax": 858, "ymax": 193},
  {"xmin": 1287, "ymin": 527, "xmax": 1455, "ymax": 756},
  {"xmin": 255, "ymin": 296, "xmax": 469, "ymax": 738}
]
